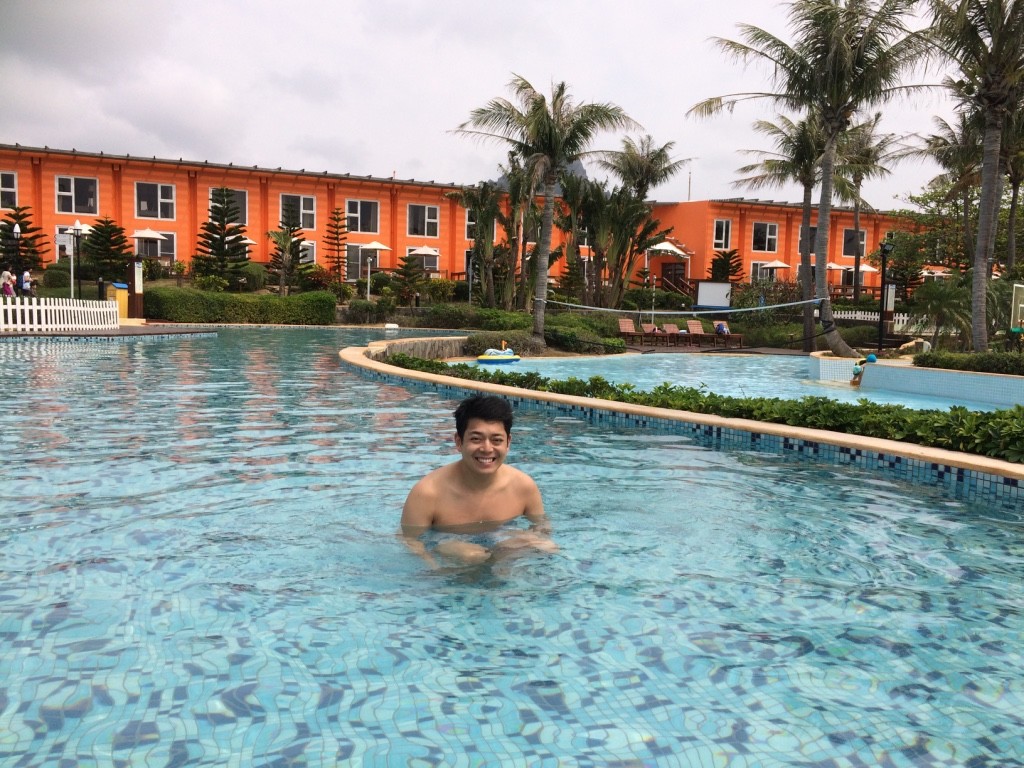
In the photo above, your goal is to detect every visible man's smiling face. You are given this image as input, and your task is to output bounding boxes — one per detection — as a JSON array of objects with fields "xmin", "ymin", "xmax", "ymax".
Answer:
[{"xmin": 455, "ymin": 418, "xmax": 510, "ymax": 474}]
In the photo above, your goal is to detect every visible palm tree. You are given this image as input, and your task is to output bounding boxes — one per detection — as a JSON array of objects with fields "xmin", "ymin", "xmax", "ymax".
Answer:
[
  {"xmin": 910, "ymin": 275, "xmax": 972, "ymax": 348},
  {"xmin": 837, "ymin": 112, "xmax": 900, "ymax": 300},
  {"xmin": 927, "ymin": 0, "xmax": 1024, "ymax": 350},
  {"xmin": 734, "ymin": 113, "xmax": 826, "ymax": 351},
  {"xmin": 597, "ymin": 135, "xmax": 690, "ymax": 200},
  {"xmin": 690, "ymin": 0, "xmax": 927, "ymax": 358},
  {"xmin": 458, "ymin": 75, "xmax": 636, "ymax": 341},
  {"xmin": 447, "ymin": 182, "xmax": 503, "ymax": 307},
  {"xmin": 495, "ymin": 152, "xmax": 541, "ymax": 311}
]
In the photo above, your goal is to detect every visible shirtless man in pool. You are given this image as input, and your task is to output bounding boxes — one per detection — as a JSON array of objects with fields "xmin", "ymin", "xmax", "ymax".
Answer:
[{"xmin": 400, "ymin": 394, "xmax": 557, "ymax": 565}]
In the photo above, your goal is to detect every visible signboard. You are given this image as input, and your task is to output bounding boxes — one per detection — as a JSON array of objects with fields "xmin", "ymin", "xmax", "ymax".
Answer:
[
  {"xmin": 54, "ymin": 233, "xmax": 73, "ymax": 261},
  {"xmin": 695, "ymin": 281, "xmax": 732, "ymax": 309},
  {"xmin": 134, "ymin": 259, "xmax": 144, "ymax": 294},
  {"xmin": 1012, "ymin": 283, "xmax": 1024, "ymax": 331}
]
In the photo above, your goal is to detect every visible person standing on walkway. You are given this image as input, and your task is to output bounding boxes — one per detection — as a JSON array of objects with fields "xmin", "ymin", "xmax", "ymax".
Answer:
[
  {"xmin": 1, "ymin": 266, "xmax": 14, "ymax": 297},
  {"xmin": 21, "ymin": 269, "xmax": 35, "ymax": 298}
]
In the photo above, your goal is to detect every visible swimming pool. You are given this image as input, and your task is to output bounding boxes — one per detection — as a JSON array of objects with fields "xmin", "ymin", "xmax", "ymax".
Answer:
[
  {"xmin": 1, "ymin": 327, "xmax": 1021, "ymax": 766},
  {"xmin": 488, "ymin": 353, "xmax": 998, "ymax": 411}
]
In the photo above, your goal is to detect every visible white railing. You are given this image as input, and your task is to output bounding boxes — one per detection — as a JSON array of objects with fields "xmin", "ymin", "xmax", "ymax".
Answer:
[{"xmin": 1, "ymin": 297, "xmax": 120, "ymax": 333}]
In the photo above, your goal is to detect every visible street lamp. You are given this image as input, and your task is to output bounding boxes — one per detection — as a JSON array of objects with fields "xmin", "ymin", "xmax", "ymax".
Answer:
[
  {"xmin": 71, "ymin": 220, "xmax": 82, "ymax": 299},
  {"xmin": 877, "ymin": 240, "xmax": 894, "ymax": 352},
  {"xmin": 11, "ymin": 221, "xmax": 20, "ymax": 259}
]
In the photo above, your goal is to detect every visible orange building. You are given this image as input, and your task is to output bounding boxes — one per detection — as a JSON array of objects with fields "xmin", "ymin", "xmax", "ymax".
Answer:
[
  {"xmin": 0, "ymin": 143, "xmax": 481, "ymax": 281},
  {"xmin": 1, "ymin": 144, "xmax": 908, "ymax": 297},
  {"xmin": 649, "ymin": 198, "xmax": 907, "ymax": 298}
]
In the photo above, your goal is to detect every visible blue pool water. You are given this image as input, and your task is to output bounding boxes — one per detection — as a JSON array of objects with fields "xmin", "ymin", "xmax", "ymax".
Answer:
[
  {"xmin": 488, "ymin": 353, "xmax": 998, "ymax": 411},
  {"xmin": 1, "ymin": 328, "xmax": 1022, "ymax": 766}
]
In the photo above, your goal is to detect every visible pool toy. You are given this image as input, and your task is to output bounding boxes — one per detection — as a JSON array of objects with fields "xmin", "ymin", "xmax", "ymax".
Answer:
[
  {"xmin": 866, "ymin": 353, "xmax": 877, "ymax": 363},
  {"xmin": 478, "ymin": 341, "xmax": 520, "ymax": 364},
  {"xmin": 477, "ymin": 347, "xmax": 521, "ymax": 364}
]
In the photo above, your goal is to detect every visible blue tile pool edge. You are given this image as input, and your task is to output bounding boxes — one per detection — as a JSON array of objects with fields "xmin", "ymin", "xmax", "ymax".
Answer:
[{"xmin": 341, "ymin": 346, "xmax": 1024, "ymax": 510}]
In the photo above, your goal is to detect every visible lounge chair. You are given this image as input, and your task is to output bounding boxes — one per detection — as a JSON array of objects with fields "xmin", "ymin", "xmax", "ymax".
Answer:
[
  {"xmin": 712, "ymin": 320, "xmax": 744, "ymax": 348},
  {"xmin": 685, "ymin": 319, "xmax": 716, "ymax": 347},
  {"xmin": 661, "ymin": 323, "xmax": 687, "ymax": 346},
  {"xmin": 618, "ymin": 317, "xmax": 644, "ymax": 345},
  {"xmin": 641, "ymin": 323, "xmax": 671, "ymax": 346}
]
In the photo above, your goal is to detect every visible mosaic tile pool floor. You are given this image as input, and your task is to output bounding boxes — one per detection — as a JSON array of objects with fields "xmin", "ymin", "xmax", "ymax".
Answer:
[{"xmin": 1, "ymin": 328, "xmax": 1021, "ymax": 766}]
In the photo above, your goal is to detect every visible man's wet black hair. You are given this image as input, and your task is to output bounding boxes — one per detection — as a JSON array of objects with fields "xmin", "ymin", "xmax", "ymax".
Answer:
[{"xmin": 454, "ymin": 394, "xmax": 513, "ymax": 438}]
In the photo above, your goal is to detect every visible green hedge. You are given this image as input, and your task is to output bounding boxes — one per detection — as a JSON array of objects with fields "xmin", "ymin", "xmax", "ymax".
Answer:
[
  {"xmin": 43, "ymin": 267, "xmax": 70, "ymax": 288},
  {"xmin": 463, "ymin": 331, "xmax": 544, "ymax": 357},
  {"xmin": 914, "ymin": 351, "xmax": 1024, "ymax": 376},
  {"xmin": 385, "ymin": 354, "xmax": 1023, "ymax": 463},
  {"xmin": 144, "ymin": 287, "xmax": 337, "ymax": 325}
]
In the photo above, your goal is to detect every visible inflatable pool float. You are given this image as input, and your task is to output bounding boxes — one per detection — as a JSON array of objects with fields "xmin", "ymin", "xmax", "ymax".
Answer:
[{"xmin": 477, "ymin": 347, "xmax": 521, "ymax": 364}]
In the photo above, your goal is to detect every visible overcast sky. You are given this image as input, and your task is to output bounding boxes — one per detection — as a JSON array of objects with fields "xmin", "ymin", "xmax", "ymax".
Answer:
[{"xmin": 1, "ymin": 0, "xmax": 955, "ymax": 210}]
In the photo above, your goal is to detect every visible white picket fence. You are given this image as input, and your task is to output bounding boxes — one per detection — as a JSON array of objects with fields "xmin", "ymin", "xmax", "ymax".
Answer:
[
  {"xmin": 0, "ymin": 297, "xmax": 120, "ymax": 333},
  {"xmin": 828, "ymin": 309, "xmax": 914, "ymax": 332}
]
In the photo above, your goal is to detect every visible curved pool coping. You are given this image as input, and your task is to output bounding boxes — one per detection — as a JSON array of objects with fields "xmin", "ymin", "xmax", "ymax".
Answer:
[{"xmin": 339, "ymin": 343, "xmax": 1023, "ymax": 508}]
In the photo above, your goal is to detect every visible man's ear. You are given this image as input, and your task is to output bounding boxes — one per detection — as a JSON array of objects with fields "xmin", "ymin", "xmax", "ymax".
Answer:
[{"xmin": 454, "ymin": 432, "xmax": 463, "ymax": 450}]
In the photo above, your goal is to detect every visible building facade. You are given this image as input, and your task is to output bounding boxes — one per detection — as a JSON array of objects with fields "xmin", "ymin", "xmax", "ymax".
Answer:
[
  {"xmin": 649, "ymin": 198, "xmax": 907, "ymax": 298},
  {"xmin": 2, "ymin": 143, "xmax": 909, "ymax": 296},
  {"xmin": 0, "ymin": 144, "xmax": 482, "ymax": 281}
]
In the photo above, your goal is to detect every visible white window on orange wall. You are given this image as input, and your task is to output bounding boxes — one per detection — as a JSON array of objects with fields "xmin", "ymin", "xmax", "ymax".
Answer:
[
  {"xmin": 56, "ymin": 176, "xmax": 98, "ymax": 214},
  {"xmin": 1, "ymin": 172, "xmax": 17, "ymax": 209},
  {"xmin": 752, "ymin": 222, "xmax": 778, "ymax": 252},
  {"xmin": 136, "ymin": 182, "xmax": 175, "ymax": 220},
  {"xmin": 713, "ymin": 219, "xmax": 731, "ymax": 249},
  {"xmin": 282, "ymin": 194, "xmax": 315, "ymax": 230},
  {"xmin": 347, "ymin": 199, "xmax": 379, "ymax": 233},
  {"xmin": 408, "ymin": 204, "xmax": 439, "ymax": 237}
]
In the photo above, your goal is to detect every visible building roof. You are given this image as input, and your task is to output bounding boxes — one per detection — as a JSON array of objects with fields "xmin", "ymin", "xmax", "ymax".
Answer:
[{"xmin": 0, "ymin": 142, "xmax": 466, "ymax": 191}]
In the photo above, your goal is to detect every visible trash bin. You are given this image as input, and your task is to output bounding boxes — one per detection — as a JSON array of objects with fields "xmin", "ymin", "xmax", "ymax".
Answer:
[{"xmin": 109, "ymin": 282, "xmax": 129, "ymax": 320}]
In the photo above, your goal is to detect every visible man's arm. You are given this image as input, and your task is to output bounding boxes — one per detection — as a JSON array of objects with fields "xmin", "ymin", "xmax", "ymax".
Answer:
[
  {"xmin": 399, "ymin": 480, "xmax": 437, "ymax": 565},
  {"xmin": 521, "ymin": 475, "xmax": 553, "ymax": 538}
]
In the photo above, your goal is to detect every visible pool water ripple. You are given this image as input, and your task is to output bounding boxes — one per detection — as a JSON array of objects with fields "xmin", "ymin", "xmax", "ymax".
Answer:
[{"xmin": 1, "ymin": 327, "xmax": 1022, "ymax": 766}]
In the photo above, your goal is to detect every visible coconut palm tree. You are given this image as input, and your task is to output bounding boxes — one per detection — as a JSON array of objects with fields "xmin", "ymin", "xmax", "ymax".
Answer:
[
  {"xmin": 690, "ymin": 0, "xmax": 927, "ymax": 357},
  {"xmin": 447, "ymin": 182, "xmax": 503, "ymax": 307},
  {"xmin": 597, "ymin": 135, "xmax": 691, "ymax": 200},
  {"xmin": 734, "ymin": 113, "xmax": 826, "ymax": 351},
  {"xmin": 927, "ymin": 0, "xmax": 1024, "ymax": 350},
  {"xmin": 458, "ymin": 75, "xmax": 636, "ymax": 341},
  {"xmin": 493, "ymin": 152, "xmax": 535, "ymax": 311},
  {"xmin": 910, "ymin": 275, "xmax": 972, "ymax": 348},
  {"xmin": 837, "ymin": 112, "xmax": 900, "ymax": 300}
]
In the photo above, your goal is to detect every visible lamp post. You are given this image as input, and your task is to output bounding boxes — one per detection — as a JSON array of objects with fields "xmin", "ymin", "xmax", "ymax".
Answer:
[
  {"xmin": 11, "ymin": 221, "xmax": 20, "ymax": 259},
  {"xmin": 877, "ymin": 241, "xmax": 894, "ymax": 352},
  {"xmin": 71, "ymin": 220, "xmax": 82, "ymax": 299}
]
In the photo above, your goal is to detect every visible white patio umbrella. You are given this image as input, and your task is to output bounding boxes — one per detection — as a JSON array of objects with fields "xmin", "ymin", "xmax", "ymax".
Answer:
[
  {"xmin": 408, "ymin": 245, "xmax": 439, "ymax": 256},
  {"xmin": 359, "ymin": 241, "xmax": 391, "ymax": 300},
  {"xmin": 850, "ymin": 263, "xmax": 879, "ymax": 273},
  {"xmin": 647, "ymin": 241, "xmax": 686, "ymax": 256},
  {"xmin": 130, "ymin": 228, "xmax": 167, "ymax": 242},
  {"xmin": 761, "ymin": 259, "xmax": 790, "ymax": 269},
  {"xmin": 131, "ymin": 229, "xmax": 167, "ymax": 261},
  {"xmin": 825, "ymin": 262, "xmax": 846, "ymax": 271}
]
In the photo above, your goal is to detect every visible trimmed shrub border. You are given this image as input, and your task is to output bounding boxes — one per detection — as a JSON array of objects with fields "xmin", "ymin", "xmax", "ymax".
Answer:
[{"xmin": 340, "ymin": 341, "xmax": 1024, "ymax": 509}]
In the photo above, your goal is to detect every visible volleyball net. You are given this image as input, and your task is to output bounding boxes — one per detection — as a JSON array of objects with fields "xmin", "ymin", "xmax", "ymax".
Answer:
[{"xmin": 545, "ymin": 297, "xmax": 823, "ymax": 318}]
